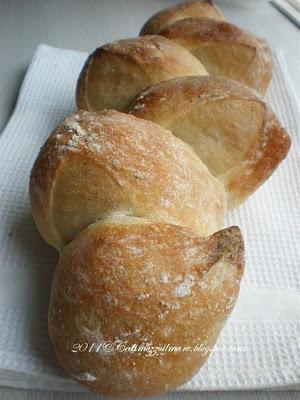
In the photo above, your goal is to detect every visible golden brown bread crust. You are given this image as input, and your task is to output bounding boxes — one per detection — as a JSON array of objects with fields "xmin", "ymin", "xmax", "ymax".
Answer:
[
  {"xmin": 49, "ymin": 219, "xmax": 244, "ymax": 397},
  {"xmin": 30, "ymin": 109, "xmax": 226, "ymax": 250},
  {"xmin": 76, "ymin": 35, "xmax": 208, "ymax": 112},
  {"xmin": 30, "ymin": 109, "xmax": 245, "ymax": 397},
  {"xmin": 140, "ymin": 0, "xmax": 225, "ymax": 35},
  {"xmin": 157, "ymin": 17, "xmax": 273, "ymax": 95},
  {"xmin": 129, "ymin": 76, "xmax": 291, "ymax": 208}
]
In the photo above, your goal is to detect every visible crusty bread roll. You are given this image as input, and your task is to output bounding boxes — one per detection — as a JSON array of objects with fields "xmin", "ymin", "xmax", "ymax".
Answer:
[
  {"xmin": 30, "ymin": 110, "xmax": 225, "ymax": 250},
  {"xmin": 30, "ymin": 110, "xmax": 244, "ymax": 397},
  {"xmin": 76, "ymin": 35, "xmax": 208, "ymax": 112},
  {"xmin": 152, "ymin": 17, "xmax": 272, "ymax": 95},
  {"xmin": 49, "ymin": 219, "xmax": 243, "ymax": 397},
  {"xmin": 129, "ymin": 76, "xmax": 291, "ymax": 208},
  {"xmin": 140, "ymin": 0, "xmax": 225, "ymax": 35}
]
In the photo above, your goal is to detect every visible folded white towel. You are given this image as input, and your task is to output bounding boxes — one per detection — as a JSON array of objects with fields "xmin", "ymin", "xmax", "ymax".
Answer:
[{"xmin": 0, "ymin": 44, "xmax": 299, "ymax": 393}]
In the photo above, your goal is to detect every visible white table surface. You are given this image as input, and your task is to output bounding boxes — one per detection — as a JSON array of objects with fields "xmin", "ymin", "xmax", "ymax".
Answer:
[{"xmin": 0, "ymin": 0, "xmax": 299, "ymax": 398}]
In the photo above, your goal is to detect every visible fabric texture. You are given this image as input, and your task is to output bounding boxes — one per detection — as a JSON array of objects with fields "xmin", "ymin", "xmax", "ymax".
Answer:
[{"xmin": 0, "ymin": 44, "xmax": 299, "ymax": 392}]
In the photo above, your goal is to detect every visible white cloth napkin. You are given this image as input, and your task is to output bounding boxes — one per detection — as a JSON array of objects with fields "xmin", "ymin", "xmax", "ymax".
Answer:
[{"xmin": 0, "ymin": 44, "xmax": 299, "ymax": 393}]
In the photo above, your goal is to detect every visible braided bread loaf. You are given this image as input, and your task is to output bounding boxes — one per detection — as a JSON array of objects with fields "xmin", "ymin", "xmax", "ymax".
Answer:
[{"xmin": 29, "ymin": 0, "xmax": 291, "ymax": 398}]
